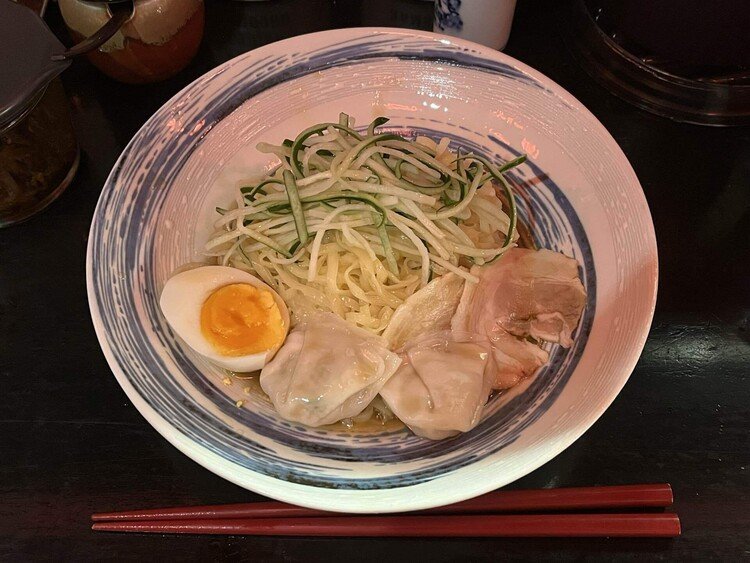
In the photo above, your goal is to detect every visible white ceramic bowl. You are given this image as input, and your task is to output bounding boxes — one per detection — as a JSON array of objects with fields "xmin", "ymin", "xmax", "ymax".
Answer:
[{"xmin": 87, "ymin": 28, "xmax": 657, "ymax": 513}]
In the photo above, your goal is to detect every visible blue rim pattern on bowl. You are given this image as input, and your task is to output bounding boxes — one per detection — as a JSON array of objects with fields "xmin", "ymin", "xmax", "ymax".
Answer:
[{"xmin": 90, "ymin": 34, "xmax": 598, "ymax": 490}]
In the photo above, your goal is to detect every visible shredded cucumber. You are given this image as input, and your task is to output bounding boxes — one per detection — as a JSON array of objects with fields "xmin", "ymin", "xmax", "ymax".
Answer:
[
  {"xmin": 282, "ymin": 170, "xmax": 309, "ymax": 246},
  {"xmin": 206, "ymin": 113, "xmax": 527, "ymax": 333}
]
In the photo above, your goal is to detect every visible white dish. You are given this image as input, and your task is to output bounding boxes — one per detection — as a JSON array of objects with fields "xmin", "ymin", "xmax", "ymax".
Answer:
[{"xmin": 87, "ymin": 27, "xmax": 657, "ymax": 513}]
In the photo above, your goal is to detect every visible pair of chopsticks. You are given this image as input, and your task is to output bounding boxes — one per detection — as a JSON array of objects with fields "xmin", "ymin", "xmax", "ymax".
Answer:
[{"xmin": 91, "ymin": 484, "xmax": 680, "ymax": 537}]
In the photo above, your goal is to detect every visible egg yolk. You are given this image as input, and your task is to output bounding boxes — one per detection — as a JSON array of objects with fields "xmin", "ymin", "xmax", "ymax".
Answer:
[{"xmin": 200, "ymin": 284, "xmax": 285, "ymax": 356}]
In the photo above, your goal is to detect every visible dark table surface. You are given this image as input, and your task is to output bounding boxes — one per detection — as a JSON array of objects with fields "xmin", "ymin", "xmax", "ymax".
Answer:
[{"xmin": 1, "ymin": 1, "xmax": 749, "ymax": 561}]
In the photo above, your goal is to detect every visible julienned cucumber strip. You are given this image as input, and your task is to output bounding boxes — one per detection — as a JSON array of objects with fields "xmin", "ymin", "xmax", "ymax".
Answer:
[
  {"xmin": 283, "ymin": 170, "xmax": 309, "ymax": 246},
  {"xmin": 290, "ymin": 122, "xmax": 363, "ymax": 177},
  {"xmin": 226, "ymin": 115, "xmax": 526, "ymax": 268},
  {"xmin": 266, "ymin": 192, "xmax": 387, "ymax": 228}
]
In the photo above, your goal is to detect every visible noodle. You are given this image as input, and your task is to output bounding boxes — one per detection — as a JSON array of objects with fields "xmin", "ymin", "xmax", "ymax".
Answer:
[{"xmin": 206, "ymin": 114, "xmax": 525, "ymax": 333}]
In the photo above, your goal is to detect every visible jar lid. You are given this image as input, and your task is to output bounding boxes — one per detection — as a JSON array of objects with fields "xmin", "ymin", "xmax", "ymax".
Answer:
[{"xmin": 0, "ymin": 0, "xmax": 70, "ymax": 130}]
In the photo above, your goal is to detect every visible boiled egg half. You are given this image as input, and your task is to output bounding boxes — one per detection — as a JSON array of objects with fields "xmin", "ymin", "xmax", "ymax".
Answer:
[{"xmin": 160, "ymin": 266, "xmax": 289, "ymax": 372}]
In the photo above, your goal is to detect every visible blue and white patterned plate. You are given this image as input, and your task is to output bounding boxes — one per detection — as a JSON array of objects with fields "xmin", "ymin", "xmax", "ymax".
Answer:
[{"xmin": 87, "ymin": 28, "xmax": 657, "ymax": 513}]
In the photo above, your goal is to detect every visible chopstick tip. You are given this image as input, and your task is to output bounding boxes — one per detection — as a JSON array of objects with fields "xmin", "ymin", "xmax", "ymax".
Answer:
[
  {"xmin": 91, "ymin": 512, "xmax": 111, "ymax": 522},
  {"xmin": 665, "ymin": 483, "xmax": 674, "ymax": 505}
]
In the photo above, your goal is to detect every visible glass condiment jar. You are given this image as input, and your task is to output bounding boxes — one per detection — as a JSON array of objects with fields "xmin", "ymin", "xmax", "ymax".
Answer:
[
  {"xmin": 0, "ymin": 79, "xmax": 79, "ymax": 227},
  {"xmin": 0, "ymin": 2, "xmax": 80, "ymax": 227},
  {"xmin": 58, "ymin": 0, "xmax": 205, "ymax": 84}
]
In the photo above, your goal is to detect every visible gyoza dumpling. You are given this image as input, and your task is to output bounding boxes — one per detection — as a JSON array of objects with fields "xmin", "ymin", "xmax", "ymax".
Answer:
[
  {"xmin": 260, "ymin": 313, "xmax": 402, "ymax": 427},
  {"xmin": 379, "ymin": 331, "xmax": 493, "ymax": 440},
  {"xmin": 381, "ymin": 273, "xmax": 465, "ymax": 350}
]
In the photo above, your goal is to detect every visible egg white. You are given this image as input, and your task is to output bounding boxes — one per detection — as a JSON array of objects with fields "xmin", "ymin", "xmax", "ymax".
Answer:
[{"xmin": 159, "ymin": 265, "xmax": 290, "ymax": 372}]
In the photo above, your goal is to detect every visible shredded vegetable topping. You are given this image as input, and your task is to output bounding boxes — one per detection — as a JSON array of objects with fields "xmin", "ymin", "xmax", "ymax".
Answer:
[{"xmin": 206, "ymin": 114, "xmax": 526, "ymax": 333}]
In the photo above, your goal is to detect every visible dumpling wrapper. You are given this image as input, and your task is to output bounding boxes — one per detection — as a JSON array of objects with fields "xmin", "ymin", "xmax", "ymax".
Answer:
[
  {"xmin": 381, "ymin": 273, "xmax": 465, "ymax": 350},
  {"xmin": 260, "ymin": 313, "xmax": 402, "ymax": 427},
  {"xmin": 379, "ymin": 331, "xmax": 493, "ymax": 440},
  {"xmin": 452, "ymin": 247, "xmax": 585, "ymax": 389}
]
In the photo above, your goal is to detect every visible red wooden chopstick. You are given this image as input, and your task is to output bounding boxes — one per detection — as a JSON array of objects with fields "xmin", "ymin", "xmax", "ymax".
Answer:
[
  {"xmin": 91, "ymin": 513, "xmax": 681, "ymax": 537},
  {"xmin": 91, "ymin": 483, "xmax": 673, "ymax": 522}
]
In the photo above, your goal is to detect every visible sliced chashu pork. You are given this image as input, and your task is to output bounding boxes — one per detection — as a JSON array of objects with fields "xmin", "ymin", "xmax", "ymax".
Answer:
[{"xmin": 452, "ymin": 247, "xmax": 586, "ymax": 389}]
